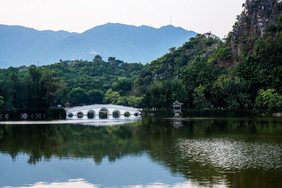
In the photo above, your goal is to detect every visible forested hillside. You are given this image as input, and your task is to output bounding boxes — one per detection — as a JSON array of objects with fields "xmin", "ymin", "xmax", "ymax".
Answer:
[
  {"xmin": 0, "ymin": 0, "xmax": 281, "ymax": 115},
  {"xmin": 133, "ymin": 0, "xmax": 282, "ymax": 110},
  {"xmin": 0, "ymin": 57, "xmax": 145, "ymax": 113}
]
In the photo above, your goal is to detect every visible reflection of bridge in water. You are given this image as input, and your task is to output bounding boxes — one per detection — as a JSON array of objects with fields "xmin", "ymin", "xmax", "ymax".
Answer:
[{"xmin": 66, "ymin": 104, "xmax": 142, "ymax": 120}]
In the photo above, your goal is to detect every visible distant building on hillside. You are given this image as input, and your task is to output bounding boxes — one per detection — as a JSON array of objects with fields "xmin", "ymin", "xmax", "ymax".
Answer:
[{"xmin": 203, "ymin": 32, "xmax": 220, "ymax": 40}]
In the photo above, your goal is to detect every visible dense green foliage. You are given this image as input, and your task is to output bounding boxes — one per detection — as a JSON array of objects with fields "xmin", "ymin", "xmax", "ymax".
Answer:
[
  {"xmin": 1, "ymin": 28, "xmax": 281, "ymax": 113},
  {"xmin": 134, "ymin": 34, "xmax": 224, "ymax": 109},
  {"xmin": 144, "ymin": 78, "xmax": 188, "ymax": 108},
  {"xmin": 132, "ymin": 12, "xmax": 282, "ymax": 111},
  {"xmin": 0, "ymin": 57, "xmax": 145, "ymax": 113},
  {"xmin": 0, "ymin": 65, "xmax": 66, "ymax": 113},
  {"xmin": 0, "ymin": 3, "xmax": 281, "ymax": 114},
  {"xmin": 0, "ymin": 96, "xmax": 4, "ymax": 108},
  {"xmin": 255, "ymin": 89, "xmax": 282, "ymax": 109}
]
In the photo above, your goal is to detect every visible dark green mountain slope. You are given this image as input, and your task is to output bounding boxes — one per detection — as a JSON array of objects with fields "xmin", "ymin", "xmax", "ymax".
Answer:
[
  {"xmin": 227, "ymin": 0, "xmax": 282, "ymax": 99},
  {"xmin": 133, "ymin": 0, "xmax": 282, "ymax": 110}
]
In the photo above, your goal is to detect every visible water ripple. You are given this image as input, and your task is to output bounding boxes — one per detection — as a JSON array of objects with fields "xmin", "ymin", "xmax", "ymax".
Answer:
[{"xmin": 175, "ymin": 137, "xmax": 282, "ymax": 172}]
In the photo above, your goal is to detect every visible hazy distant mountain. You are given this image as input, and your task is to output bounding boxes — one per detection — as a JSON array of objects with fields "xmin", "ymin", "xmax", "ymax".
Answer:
[
  {"xmin": 0, "ymin": 24, "xmax": 76, "ymax": 68},
  {"xmin": 0, "ymin": 23, "xmax": 197, "ymax": 68}
]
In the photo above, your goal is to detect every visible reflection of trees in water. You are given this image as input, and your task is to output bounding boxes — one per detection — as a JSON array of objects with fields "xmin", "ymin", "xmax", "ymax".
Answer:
[
  {"xmin": 0, "ymin": 118, "xmax": 281, "ymax": 187},
  {"xmin": 0, "ymin": 122, "xmax": 145, "ymax": 164},
  {"xmin": 145, "ymin": 118, "xmax": 282, "ymax": 188}
]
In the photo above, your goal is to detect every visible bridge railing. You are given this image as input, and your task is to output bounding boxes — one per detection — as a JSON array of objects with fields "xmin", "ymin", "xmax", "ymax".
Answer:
[{"xmin": 66, "ymin": 104, "xmax": 142, "ymax": 111}]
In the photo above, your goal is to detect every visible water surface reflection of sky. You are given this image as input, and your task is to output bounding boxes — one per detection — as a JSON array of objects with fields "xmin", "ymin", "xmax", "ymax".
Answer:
[
  {"xmin": 2, "ymin": 153, "xmax": 217, "ymax": 188},
  {"xmin": 3, "ymin": 179, "xmax": 227, "ymax": 188},
  {"xmin": 1, "ymin": 118, "xmax": 281, "ymax": 188}
]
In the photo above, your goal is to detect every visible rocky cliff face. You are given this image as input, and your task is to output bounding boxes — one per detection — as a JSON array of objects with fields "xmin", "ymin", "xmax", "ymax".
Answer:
[{"xmin": 229, "ymin": 0, "xmax": 282, "ymax": 54}]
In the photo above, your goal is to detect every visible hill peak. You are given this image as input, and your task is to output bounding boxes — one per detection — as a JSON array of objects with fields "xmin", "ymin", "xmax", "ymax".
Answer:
[
  {"xmin": 0, "ymin": 23, "xmax": 197, "ymax": 68},
  {"xmin": 88, "ymin": 23, "xmax": 185, "ymax": 31},
  {"xmin": 229, "ymin": 0, "xmax": 282, "ymax": 54}
]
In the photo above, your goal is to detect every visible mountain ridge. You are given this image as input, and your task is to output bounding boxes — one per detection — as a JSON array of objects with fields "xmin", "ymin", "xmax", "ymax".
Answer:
[{"xmin": 0, "ymin": 23, "xmax": 197, "ymax": 68}]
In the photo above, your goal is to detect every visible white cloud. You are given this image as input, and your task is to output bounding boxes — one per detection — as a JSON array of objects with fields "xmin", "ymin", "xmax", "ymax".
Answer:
[
  {"xmin": 3, "ymin": 179, "xmax": 227, "ymax": 188},
  {"xmin": 89, "ymin": 48, "xmax": 98, "ymax": 55},
  {"xmin": 3, "ymin": 178, "xmax": 99, "ymax": 188}
]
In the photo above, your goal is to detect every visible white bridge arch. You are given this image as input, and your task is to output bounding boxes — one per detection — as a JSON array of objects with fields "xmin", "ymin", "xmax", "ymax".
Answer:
[{"xmin": 66, "ymin": 104, "xmax": 142, "ymax": 120}]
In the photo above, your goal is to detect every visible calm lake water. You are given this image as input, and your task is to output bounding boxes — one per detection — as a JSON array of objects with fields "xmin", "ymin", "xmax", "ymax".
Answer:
[{"xmin": 0, "ymin": 117, "xmax": 281, "ymax": 188}]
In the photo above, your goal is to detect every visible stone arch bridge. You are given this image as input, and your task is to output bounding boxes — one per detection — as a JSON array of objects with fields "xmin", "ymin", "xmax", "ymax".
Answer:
[{"xmin": 66, "ymin": 104, "xmax": 142, "ymax": 120}]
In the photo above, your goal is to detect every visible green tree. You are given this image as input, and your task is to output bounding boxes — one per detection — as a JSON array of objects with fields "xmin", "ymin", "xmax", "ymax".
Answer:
[
  {"xmin": 0, "ymin": 96, "xmax": 4, "ymax": 110},
  {"xmin": 113, "ymin": 77, "xmax": 133, "ymax": 96},
  {"xmin": 54, "ymin": 84, "xmax": 68, "ymax": 107},
  {"xmin": 145, "ymin": 78, "xmax": 188, "ymax": 109},
  {"xmin": 205, "ymin": 38, "xmax": 214, "ymax": 46},
  {"xmin": 212, "ymin": 74, "xmax": 251, "ymax": 110},
  {"xmin": 255, "ymin": 89, "xmax": 282, "ymax": 109},
  {"xmin": 169, "ymin": 47, "xmax": 176, "ymax": 53},
  {"xmin": 87, "ymin": 90, "xmax": 104, "ymax": 104},
  {"xmin": 4, "ymin": 73, "xmax": 19, "ymax": 112},
  {"xmin": 181, "ymin": 59, "xmax": 221, "ymax": 107},
  {"xmin": 28, "ymin": 66, "xmax": 42, "ymax": 111},
  {"xmin": 145, "ymin": 80, "xmax": 169, "ymax": 109},
  {"xmin": 127, "ymin": 95, "xmax": 144, "ymax": 107},
  {"xmin": 93, "ymin": 55, "xmax": 103, "ymax": 64},
  {"xmin": 104, "ymin": 89, "xmax": 120, "ymax": 104},
  {"xmin": 215, "ymin": 46, "xmax": 231, "ymax": 60},
  {"xmin": 192, "ymin": 84, "xmax": 211, "ymax": 109},
  {"xmin": 108, "ymin": 57, "xmax": 116, "ymax": 63},
  {"xmin": 69, "ymin": 87, "xmax": 87, "ymax": 106},
  {"xmin": 39, "ymin": 71, "xmax": 65, "ymax": 110},
  {"xmin": 171, "ymin": 78, "xmax": 188, "ymax": 103}
]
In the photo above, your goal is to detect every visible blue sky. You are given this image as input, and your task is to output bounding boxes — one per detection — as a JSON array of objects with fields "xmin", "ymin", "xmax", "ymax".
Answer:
[{"xmin": 0, "ymin": 0, "xmax": 245, "ymax": 37}]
